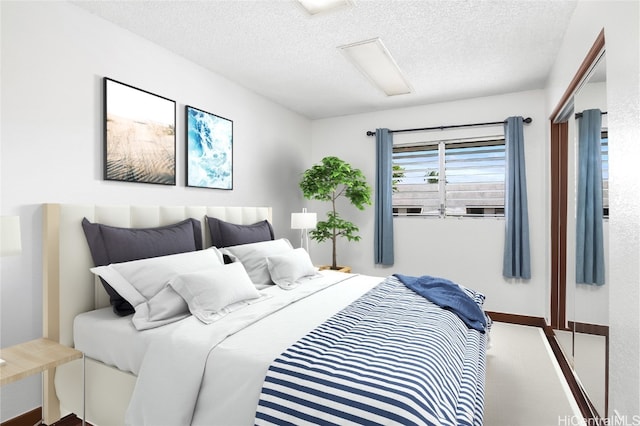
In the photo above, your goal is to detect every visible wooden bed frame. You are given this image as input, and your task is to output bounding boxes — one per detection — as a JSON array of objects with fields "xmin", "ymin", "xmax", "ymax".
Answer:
[{"xmin": 42, "ymin": 204, "xmax": 272, "ymax": 426}]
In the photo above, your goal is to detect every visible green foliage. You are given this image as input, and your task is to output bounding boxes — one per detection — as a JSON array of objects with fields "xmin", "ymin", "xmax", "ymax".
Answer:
[
  {"xmin": 425, "ymin": 170, "xmax": 439, "ymax": 184},
  {"xmin": 392, "ymin": 164, "xmax": 405, "ymax": 192},
  {"xmin": 299, "ymin": 156, "xmax": 371, "ymax": 209},
  {"xmin": 299, "ymin": 156, "xmax": 372, "ymax": 269}
]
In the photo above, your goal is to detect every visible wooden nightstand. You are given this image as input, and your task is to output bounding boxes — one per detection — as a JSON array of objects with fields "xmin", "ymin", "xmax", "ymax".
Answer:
[
  {"xmin": 1, "ymin": 338, "xmax": 84, "ymax": 424},
  {"xmin": 0, "ymin": 338, "xmax": 82, "ymax": 386}
]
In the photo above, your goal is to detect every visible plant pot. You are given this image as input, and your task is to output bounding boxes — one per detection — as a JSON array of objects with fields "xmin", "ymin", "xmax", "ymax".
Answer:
[{"xmin": 318, "ymin": 265, "xmax": 352, "ymax": 273}]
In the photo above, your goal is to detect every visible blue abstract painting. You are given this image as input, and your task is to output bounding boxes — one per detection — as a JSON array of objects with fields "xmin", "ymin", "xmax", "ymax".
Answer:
[{"xmin": 186, "ymin": 106, "xmax": 233, "ymax": 189}]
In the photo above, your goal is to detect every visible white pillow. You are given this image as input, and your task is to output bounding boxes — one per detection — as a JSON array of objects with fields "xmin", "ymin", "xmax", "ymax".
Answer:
[
  {"xmin": 266, "ymin": 248, "xmax": 318, "ymax": 289},
  {"xmin": 221, "ymin": 238, "xmax": 293, "ymax": 288},
  {"xmin": 90, "ymin": 247, "xmax": 225, "ymax": 330},
  {"xmin": 169, "ymin": 262, "xmax": 261, "ymax": 324}
]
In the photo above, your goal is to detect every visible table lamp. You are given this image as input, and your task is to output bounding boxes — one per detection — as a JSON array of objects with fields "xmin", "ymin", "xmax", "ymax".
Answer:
[{"xmin": 290, "ymin": 208, "xmax": 317, "ymax": 253}]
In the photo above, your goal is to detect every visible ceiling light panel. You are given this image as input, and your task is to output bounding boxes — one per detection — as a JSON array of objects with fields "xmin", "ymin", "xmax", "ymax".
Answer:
[
  {"xmin": 297, "ymin": 0, "xmax": 353, "ymax": 15},
  {"xmin": 338, "ymin": 38, "xmax": 412, "ymax": 96}
]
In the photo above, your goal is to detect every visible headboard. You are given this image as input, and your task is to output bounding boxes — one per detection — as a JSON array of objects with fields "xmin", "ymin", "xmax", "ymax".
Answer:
[{"xmin": 42, "ymin": 203, "xmax": 272, "ymax": 347}]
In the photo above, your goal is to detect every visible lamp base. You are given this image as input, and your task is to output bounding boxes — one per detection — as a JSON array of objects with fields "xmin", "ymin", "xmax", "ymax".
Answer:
[{"xmin": 300, "ymin": 229, "xmax": 310, "ymax": 253}]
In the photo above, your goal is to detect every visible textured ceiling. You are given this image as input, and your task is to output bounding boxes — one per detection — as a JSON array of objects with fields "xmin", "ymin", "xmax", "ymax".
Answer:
[{"xmin": 71, "ymin": 0, "xmax": 578, "ymax": 119}]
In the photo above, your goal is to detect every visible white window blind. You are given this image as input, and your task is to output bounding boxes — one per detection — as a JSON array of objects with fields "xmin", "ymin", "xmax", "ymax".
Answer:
[{"xmin": 393, "ymin": 138, "xmax": 505, "ymax": 217}]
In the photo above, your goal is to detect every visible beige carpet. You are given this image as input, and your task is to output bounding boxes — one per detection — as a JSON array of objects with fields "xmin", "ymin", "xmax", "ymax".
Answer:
[{"xmin": 484, "ymin": 322, "xmax": 583, "ymax": 426}]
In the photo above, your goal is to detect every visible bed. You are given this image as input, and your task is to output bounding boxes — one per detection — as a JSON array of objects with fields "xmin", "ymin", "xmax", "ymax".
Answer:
[{"xmin": 42, "ymin": 203, "xmax": 488, "ymax": 426}]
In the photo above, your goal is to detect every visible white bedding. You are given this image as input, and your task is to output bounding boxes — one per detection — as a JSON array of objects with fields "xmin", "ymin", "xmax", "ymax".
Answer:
[
  {"xmin": 74, "ymin": 307, "xmax": 183, "ymax": 375},
  {"xmin": 75, "ymin": 270, "xmax": 381, "ymax": 426}
]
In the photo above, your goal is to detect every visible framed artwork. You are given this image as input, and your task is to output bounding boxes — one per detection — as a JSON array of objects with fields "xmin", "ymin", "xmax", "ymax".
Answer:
[
  {"xmin": 185, "ymin": 105, "xmax": 233, "ymax": 190},
  {"xmin": 103, "ymin": 78, "xmax": 176, "ymax": 185}
]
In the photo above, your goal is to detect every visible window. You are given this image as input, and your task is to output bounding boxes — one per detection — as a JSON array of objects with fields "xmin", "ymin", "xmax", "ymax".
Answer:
[{"xmin": 392, "ymin": 138, "xmax": 505, "ymax": 217}]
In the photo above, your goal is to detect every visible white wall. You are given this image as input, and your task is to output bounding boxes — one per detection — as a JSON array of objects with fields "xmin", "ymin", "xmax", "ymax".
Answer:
[
  {"xmin": 546, "ymin": 0, "xmax": 640, "ymax": 417},
  {"xmin": 309, "ymin": 90, "xmax": 549, "ymax": 318},
  {"xmin": 0, "ymin": 1, "xmax": 311, "ymax": 421}
]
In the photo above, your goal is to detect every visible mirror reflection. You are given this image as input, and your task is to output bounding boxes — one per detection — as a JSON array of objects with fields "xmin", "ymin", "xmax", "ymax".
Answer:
[{"xmin": 556, "ymin": 52, "xmax": 608, "ymax": 417}]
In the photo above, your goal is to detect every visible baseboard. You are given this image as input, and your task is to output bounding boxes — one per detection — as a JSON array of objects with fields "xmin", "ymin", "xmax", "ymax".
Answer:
[
  {"xmin": 487, "ymin": 310, "xmax": 603, "ymax": 421},
  {"xmin": 484, "ymin": 310, "xmax": 547, "ymax": 328},
  {"xmin": 568, "ymin": 321, "xmax": 609, "ymax": 337}
]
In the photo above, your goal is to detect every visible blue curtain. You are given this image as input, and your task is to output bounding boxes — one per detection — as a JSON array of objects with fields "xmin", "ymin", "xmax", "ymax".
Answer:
[
  {"xmin": 503, "ymin": 116, "xmax": 531, "ymax": 279},
  {"xmin": 576, "ymin": 109, "xmax": 605, "ymax": 285},
  {"xmin": 374, "ymin": 128, "xmax": 394, "ymax": 265}
]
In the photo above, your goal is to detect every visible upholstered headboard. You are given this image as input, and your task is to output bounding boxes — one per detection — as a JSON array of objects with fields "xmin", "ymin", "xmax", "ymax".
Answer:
[{"xmin": 43, "ymin": 203, "xmax": 272, "ymax": 346}]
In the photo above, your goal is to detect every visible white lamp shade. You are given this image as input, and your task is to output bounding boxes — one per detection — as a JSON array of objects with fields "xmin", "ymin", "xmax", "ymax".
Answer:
[
  {"xmin": 1, "ymin": 216, "xmax": 22, "ymax": 256},
  {"xmin": 291, "ymin": 211, "xmax": 317, "ymax": 230}
]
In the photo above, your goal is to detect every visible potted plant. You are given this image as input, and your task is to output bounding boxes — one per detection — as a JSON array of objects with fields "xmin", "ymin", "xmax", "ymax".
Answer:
[{"xmin": 299, "ymin": 156, "xmax": 372, "ymax": 270}]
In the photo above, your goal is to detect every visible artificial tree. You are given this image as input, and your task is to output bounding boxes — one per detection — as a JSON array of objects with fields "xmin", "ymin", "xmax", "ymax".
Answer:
[{"xmin": 299, "ymin": 156, "xmax": 372, "ymax": 270}]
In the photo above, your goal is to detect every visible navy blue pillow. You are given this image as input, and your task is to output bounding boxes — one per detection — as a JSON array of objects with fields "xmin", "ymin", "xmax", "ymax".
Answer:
[
  {"xmin": 82, "ymin": 218, "xmax": 203, "ymax": 316},
  {"xmin": 206, "ymin": 217, "xmax": 274, "ymax": 248},
  {"xmin": 206, "ymin": 217, "xmax": 274, "ymax": 263}
]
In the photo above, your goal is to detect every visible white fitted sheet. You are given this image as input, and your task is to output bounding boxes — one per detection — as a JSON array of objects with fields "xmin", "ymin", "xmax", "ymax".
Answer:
[{"xmin": 73, "ymin": 306, "xmax": 185, "ymax": 375}]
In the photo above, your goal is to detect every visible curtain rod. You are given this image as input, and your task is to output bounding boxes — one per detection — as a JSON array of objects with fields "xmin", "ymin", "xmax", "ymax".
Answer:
[
  {"xmin": 365, "ymin": 117, "xmax": 532, "ymax": 137},
  {"xmin": 575, "ymin": 111, "xmax": 608, "ymax": 119}
]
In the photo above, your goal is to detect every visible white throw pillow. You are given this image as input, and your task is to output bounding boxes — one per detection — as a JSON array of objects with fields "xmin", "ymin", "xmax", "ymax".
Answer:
[
  {"xmin": 266, "ymin": 248, "xmax": 318, "ymax": 289},
  {"xmin": 169, "ymin": 262, "xmax": 261, "ymax": 324},
  {"xmin": 90, "ymin": 247, "xmax": 225, "ymax": 330},
  {"xmin": 221, "ymin": 238, "xmax": 293, "ymax": 288}
]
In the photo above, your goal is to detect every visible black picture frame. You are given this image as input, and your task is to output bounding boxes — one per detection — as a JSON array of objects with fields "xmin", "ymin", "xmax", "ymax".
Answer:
[
  {"xmin": 185, "ymin": 105, "xmax": 233, "ymax": 190},
  {"xmin": 103, "ymin": 78, "xmax": 176, "ymax": 185}
]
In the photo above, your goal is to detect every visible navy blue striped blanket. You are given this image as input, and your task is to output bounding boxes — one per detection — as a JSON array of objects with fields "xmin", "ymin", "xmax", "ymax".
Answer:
[{"xmin": 255, "ymin": 275, "xmax": 488, "ymax": 426}]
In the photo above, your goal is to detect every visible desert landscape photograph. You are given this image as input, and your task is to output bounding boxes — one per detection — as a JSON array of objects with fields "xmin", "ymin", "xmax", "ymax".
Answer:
[{"xmin": 104, "ymin": 78, "xmax": 176, "ymax": 185}]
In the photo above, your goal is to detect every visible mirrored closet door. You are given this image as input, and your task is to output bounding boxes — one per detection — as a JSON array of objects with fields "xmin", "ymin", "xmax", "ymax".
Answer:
[{"xmin": 550, "ymin": 30, "xmax": 608, "ymax": 419}]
